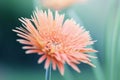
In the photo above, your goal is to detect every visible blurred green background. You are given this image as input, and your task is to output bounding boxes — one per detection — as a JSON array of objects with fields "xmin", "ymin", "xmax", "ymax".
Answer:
[{"xmin": 0, "ymin": 0, "xmax": 120, "ymax": 80}]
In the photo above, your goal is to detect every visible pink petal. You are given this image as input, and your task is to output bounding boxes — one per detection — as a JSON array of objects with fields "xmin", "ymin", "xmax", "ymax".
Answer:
[
  {"xmin": 52, "ymin": 59, "xmax": 56, "ymax": 70},
  {"xmin": 80, "ymin": 48, "xmax": 98, "ymax": 53},
  {"xmin": 81, "ymin": 60, "xmax": 96, "ymax": 68},
  {"xmin": 38, "ymin": 55, "xmax": 46, "ymax": 64},
  {"xmin": 68, "ymin": 63, "xmax": 80, "ymax": 73},
  {"xmin": 68, "ymin": 56, "xmax": 80, "ymax": 64},
  {"xmin": 16, "ymin": 34, "xmax": 29, "ymax": 41},
  {"xmin": 57, "ymin": 63, "xmax": 64, "ymax": 75},
  {"xmin": 55, "ymin": 53, "xmax": 61, "ymax": 61},
  {"xmin": 61, "ymin": 54, "xmax": 69, "ymax": 63},
  {"xmin": 25, "ymin": 50, "xmax": 40, "ymax": 54},
  {"xmin": 44, "ymin": 56, "xmax": 51, "ymax": 69},
  {"xmin": 17, "ymin": 39, "xmax": 31, "ymax": 45},
  {"xmin": 87, "ymin": 55, "xmax": 97, "ymax": 58},
  {"xmin": 22, "ymin": 46, "xmax": 36, "ymax": 49},
  {"xmin": 48, "ymin": 9, "xmax": 53, "ymax": 25}
]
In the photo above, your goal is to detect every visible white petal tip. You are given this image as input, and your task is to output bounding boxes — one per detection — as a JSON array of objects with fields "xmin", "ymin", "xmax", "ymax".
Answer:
[
  {"xmin": 93, "ymin": 65, "xmax": 96, "ymax": 68},
  {"xmin": 78, "ymin": 70, "xmax": 81, "ymax": 73},
  {"xmin": 38, "ymin": 60, "xmax": 43, "ymax": 64},
  {"xmin": 12, "ymin": 29, "xmax": 15, "ymax": 32},
  {"xmin": 90, "ymin": 63, "xmax": 96, "ymax": 68},
  {"xmin": 61, "ymin": 73, "xmax": 64, "ymax": 76},
  {"xmin": 38, "ymin": 61, "xmax": 41, "ymax": 64},
  {"xmin": 25, "ymin": 51, "xmax": 31, "ymax": 54}
]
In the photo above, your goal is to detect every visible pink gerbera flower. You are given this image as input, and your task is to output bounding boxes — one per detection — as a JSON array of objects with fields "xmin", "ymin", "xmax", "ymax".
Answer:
[
  {"xmin": 41, "ymin": 0, "xmax": 87, "ymax": 10},
  {"xmin": 13, "ymin": 9, "xmax": 97, "ymax": 75}
]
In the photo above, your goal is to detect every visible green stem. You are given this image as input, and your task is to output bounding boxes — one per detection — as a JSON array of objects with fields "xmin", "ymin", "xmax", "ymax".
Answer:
[{"xmin": 45, "ymin": 64, "xmax": 51, "ymax": 80}]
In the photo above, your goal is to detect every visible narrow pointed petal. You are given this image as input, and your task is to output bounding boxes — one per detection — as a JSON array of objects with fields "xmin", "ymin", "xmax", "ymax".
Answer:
[
  {"xmin": 57, "ymin": 63, "xmax": 64, "ymax": 75},
  {"xmin": 69, "ymin": 63, "xmax": 80, "ymax": 73},
  {"xmin": 52, "ymin": 59, "xmax": 57, "ymax": 70},
  {"xmin": 25, "ymin": 50, "xmax": 41, "ymax": 54},
  {"xmin": 44, "ymin": 56, "xmax": 51, "ymax": 69},
  {"xmin": 38, "ymin": 55, "xmax": 47, "ymax": 64}
]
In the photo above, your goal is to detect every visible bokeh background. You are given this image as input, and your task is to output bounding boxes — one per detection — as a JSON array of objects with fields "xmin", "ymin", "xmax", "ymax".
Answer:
[{"xmin": 0, "ymin": 0, "xmax": 120, "ymax": 80}]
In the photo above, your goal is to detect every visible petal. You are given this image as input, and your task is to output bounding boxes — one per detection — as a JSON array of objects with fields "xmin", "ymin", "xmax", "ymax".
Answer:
[
  {"xmin": 68, "ymin": 63, "xmax": 80, "ymax": 73},
  {"xmin": 55, "ymin": 53, "xmax": 61, "ymax": 61},
  {"xmin": 19, "ymin": 18, "xmax": 38, "ymax": 36},
  {"xmin": 87, "ymin": 55, "xmax": 97, "ymax": 58},
  {"xmin": 17, "ymin": 39, "xmax": 31, "ymax": 45},
  {"xmin": 57, "ymin": 63, "xmax": 64, "ymax": 75},
  {"xmin": 25, "ymin": 50, "xmax": 41, "ymax": 54},
  {"xmin": 68, "ymin": 56, "xmax": 80, "ymax": 64},
  {"xmin": 22, "ymin": 46, "xmax": 36, "ymax": 49},
  {"xmin": 48, "ymin": 9, "xmax": 53, "ymax": 24},
  {"xmin": 81, "ymin": 60, "xmax": 96, "ymax": 68},
  {"xmin": 79, "ymin": 48, "xmax": 98, "ymax": 53},
  {"xmin": 52, "ymin": 59, "xmax": 57, "ymax": 70},
  {"xmin": 16, "ymin": 34, "xmax": 29, "ymax": 41},
  {"xmin": 61, "ymin": 54, "xmax": 69, "ymax": 63},
  {"xmin": 38, "ymin": 55, "xmax": 46, "ymax": 64},
  {"xmin": 13, "ymin": 29, "xmax": 28, "ymax": 38},
  {"xmin": 44, "ymin": 56, "xmax": 51, "ymax": 69}
]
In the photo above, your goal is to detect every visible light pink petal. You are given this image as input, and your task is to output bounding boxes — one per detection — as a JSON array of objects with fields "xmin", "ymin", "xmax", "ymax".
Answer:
[
  {"xmin": 55, "ymin": 11, "xmax": 64, "ymax": 27},
  {"xmin": 61, "ymin": 54, "xmax": 69, "ymax": 63},
  {"xmin": 17, "ymin": 39, "xmax": 31, "ymax": 45},
  {"xmin": 13, "ymin": 29, "xmax": 28, "ymax": 37},
  {"xmin": 38, "ymin": 55, "xmax": 46, "ymax": 64},
  {"xmin": 87, "ymin": 55, "xmax": 97, "ymax": 58},
  {"xmin": 19, "ymin": 18, "xmax": 44, "ymax": 46},
  {"xmin": 44, "ymin": 56, "xmax": 51, "ymax": 69},
  {"xmin": 80, "ymin": 48, "xmax": 98, "ymax": 53},
  {"xmin": 68, "ymin": 56, "xmax": 80, "ymax": 64},
  {"xmin": 55, "ymin": 53, "xmax": 61, "ymax": 61},
  {"xmin": 48, "ymin": 9, "xmax": 53, "ymax": 25},
  {"xmin": 16, "ymin": 27, "xmax": 29, "ymax": 34},
  {"xmin": 22, "ymin": 46, "xmax": 36, "ymax": 49},
  {"xmin": 25, "ymin": 50, "xmax": 41, "ymax": 54},
  {"xmin": 68, "ymin": 63, "xmax": 80, "ymax": 73},
  {"xmin": 57, "ymin": 63, "xmax": 64, "ymax": 75},
  {"xmin": 16, "ymin": 34, "xmax": 29, "ymax": 41},
  {"xmin": 52, "ymin": 59, "xmax": 57, "ymax": 70},
  {"xmin": 81, "ymin": 60, "xmax": 96, "ymax": 68},
  {"xmin": 19, "ymin": 18, "xmax": 38, "ymax": 35},
  {"xmin": 87, "ymin": 62, "xmax": 96, "ymax": 68},
  {"xmin": 62, "ymin": 19, "xmax": 75, "ymax": 35}
]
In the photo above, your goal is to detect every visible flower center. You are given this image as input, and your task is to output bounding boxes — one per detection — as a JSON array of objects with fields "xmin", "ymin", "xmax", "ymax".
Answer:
[{"xmin": 42, "ymin": 41, "xmax": 60, "ymax": 55}]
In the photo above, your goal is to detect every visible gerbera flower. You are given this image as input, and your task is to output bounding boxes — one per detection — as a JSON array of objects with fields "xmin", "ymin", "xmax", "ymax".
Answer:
[
  {"xmin": 41, "ymin": 0, "xmax": 87, "ymax": 10},
  {"xmin": 13, "ymin": 9, "xmax": 97, "ymax": 75}
]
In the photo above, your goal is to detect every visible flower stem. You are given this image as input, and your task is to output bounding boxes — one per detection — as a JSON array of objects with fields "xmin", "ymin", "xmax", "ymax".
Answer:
[{"xmin": 45, "ymin": 64, "xmax": 51, "ymax": 80}]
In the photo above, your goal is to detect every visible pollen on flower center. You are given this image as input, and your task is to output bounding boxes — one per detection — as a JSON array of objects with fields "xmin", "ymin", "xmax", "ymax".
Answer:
[{"xmin": 42, "ymin": 41, "xmax": 60, "ymax": 55}]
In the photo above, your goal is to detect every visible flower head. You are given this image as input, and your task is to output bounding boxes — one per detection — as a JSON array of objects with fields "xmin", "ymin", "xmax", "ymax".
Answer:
[
  {"xmin": 13, "ymin": 9, "xmax": 97, "ymax": 75},
  {"xmin": 41, "ymin": 0, "xmax": 87, "ymax": 10}
]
